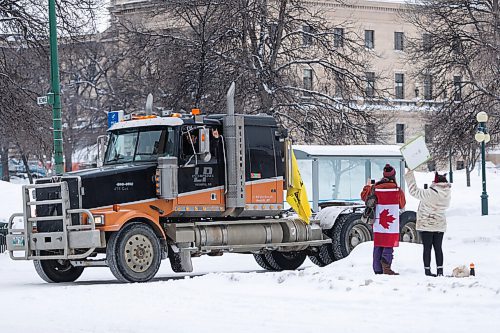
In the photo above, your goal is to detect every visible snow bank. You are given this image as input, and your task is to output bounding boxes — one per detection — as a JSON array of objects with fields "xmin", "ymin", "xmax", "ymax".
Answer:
[{"xmin": 0, "ymin": 181, "xmax": 23, "ymax": 223}]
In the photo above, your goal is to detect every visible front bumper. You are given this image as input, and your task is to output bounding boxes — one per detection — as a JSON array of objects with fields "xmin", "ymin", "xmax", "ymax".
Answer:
[{"xmin": 6, "ymin": 182, "xmax": 106, "ymax": 261}]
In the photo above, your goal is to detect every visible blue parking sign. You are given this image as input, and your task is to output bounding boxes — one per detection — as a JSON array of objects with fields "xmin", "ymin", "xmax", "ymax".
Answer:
[{"xmin": 107, "ymin": 110, "xmax": 124, "ymax": 128}]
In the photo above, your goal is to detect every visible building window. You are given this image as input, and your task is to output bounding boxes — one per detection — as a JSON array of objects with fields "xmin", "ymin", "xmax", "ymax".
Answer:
[
  {"xmin": 395, "ymin": 73, "xmax": 404, "ymax": 99},
  {"xmin": 424, "ymin": 124, "xmax": 433, "ymax": 144},
  {"xmin": 365, "ymin": 72, "xmax": 375, "ymax": 98},
  {"xmin": 303, "ymin": 25, "xmax": 313, "ymax": 46},
  {"xmin": 334, "ymin": 73, "xmax": 345, "ymax": 97},
  {"xmin": 334, "ymin": 28, "xmax": 344, "ymax": 47},
  {"xmin": 394, "ymin": 32, "xmax": 404, "ymax": 51},
  {"xmin": 452, "ymin": 36, "xmax": 462, "ymax": 54},
  {"xmin": 454, "ymin": 75, "xmax": 462, "ymax": 101},
  {"xmin": 303, "ymin": 68, "xmax": 313, "ymax": 96},
  {"xmin": 365, "ymin": 30, "xmax": 374, "ymax": 49},
  {"xmin": 423, "ymin": 33, "xmax": 432, "ymax": 52},
  {"xmin": 366, "ymin": 123, "xmax": 376, "ymax": 144},
  {"xmin": 305, "ymin": 120, "xmax": 314, "ymax": 143},
  {"xmin": 423, "ymin": 74, "xmax": 433, "ymax": 100},
  {"xmin": 396, "ymin": 123, "xmax": 405, "ymax": 144}
]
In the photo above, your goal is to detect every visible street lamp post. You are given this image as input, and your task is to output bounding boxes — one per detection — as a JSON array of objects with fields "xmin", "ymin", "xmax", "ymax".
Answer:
[
  {"xmin": 474, "ymin": 111, "xmax": 490, "ymax": 216},
  {"xmin": 449, "ymin": 146, "xmax": 454, "ymax": 183},
  {"xmin": 49, "ymin": 0, "xmax": 63, "ymax": 175}
]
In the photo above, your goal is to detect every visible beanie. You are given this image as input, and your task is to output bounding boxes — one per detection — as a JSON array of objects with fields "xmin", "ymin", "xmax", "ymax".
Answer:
[
  {"xmin": 383, "ymin": 164, "xmax": 396, "ymax": 179},
  {"xmin": 434, "ymin": 172, "xmax": 448, "ymax": 183}
]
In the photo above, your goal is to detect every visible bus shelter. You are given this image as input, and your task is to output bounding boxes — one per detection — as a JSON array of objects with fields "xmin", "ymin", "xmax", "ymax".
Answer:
[{"xmin": 293, "ymin": 145, "xmax": 405, "ymax": 212}]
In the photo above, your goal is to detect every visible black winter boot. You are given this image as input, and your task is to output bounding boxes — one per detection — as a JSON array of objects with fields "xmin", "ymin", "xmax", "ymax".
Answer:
[
  {"xmin": 425, "ymin": 267, "xmax": 436, "ymax": 277},
  {"xmin": 437, "ymin": 267, "xmax": 443, "ymax": 276}
]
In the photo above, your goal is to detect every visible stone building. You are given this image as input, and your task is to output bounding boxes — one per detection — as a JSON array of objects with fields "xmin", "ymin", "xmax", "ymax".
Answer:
[{"xmin": 108, "ymin": 0, "xmax": 441, "ymax": 146}]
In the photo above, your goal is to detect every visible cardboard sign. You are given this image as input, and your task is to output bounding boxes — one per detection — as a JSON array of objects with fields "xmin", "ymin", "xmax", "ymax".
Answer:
[{"xmin": 400, "ymin": 135, "xmax": 431, "ymax": 170}]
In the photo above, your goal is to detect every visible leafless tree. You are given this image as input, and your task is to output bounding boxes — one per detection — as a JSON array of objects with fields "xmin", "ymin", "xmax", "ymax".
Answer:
[
  {"xmin": 1, "ymin": 0, "xmax": 103, "ymax": 177},
  {"xmin": 405, "ymin": 0, "xmax": 500, "ymax": 184},
  {"xmin": 115, "ymin": 0, "xmax": 382, "ymax": 144},
  {"xmin": 58, "ymin": 37, "xmax": 130, "ymax": 170}
]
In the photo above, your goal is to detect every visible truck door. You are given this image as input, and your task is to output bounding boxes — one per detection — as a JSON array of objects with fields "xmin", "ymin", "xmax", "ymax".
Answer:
[{"xmin": 177, "ymin": 125, "xmax": 223, "ymax": 206}]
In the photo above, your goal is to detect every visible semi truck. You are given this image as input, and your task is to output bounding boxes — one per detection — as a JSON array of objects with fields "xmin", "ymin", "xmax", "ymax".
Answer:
[{"xmin": 6, "ymin": 85, "xmax": 417, "ymax": 283}]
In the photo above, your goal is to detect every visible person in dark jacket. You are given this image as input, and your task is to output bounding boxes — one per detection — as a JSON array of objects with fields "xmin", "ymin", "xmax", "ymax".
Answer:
[{"xmin": 361, "ymin": 164, "xmax": 406, "ymax": 275}]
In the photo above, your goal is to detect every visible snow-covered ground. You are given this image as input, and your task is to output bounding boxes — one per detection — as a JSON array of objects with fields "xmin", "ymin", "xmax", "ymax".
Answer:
[{"xmin": 1, "ymin": 169, "xmax": 500, "ymax": 332}]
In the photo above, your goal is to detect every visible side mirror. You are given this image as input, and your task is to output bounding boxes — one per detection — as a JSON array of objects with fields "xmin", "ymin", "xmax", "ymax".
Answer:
[
  {"xmin": 198, "ymin": 128, "xmax": 211, "ymax": 161},
  {"xmin": 96, "ymin": 135, "xmax": 108, "ymax": 167}
]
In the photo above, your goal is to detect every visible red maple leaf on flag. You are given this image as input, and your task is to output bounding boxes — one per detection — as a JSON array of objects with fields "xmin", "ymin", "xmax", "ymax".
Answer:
[{"xmin": 379, "ymin": 209, "xmax": 395, "ymax": 229}]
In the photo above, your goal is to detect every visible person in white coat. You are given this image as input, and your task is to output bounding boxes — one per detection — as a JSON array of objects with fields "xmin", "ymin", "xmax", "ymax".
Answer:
[{"xmin": 405, "ymin": 169, "xmax": 451, "ymax": 276}]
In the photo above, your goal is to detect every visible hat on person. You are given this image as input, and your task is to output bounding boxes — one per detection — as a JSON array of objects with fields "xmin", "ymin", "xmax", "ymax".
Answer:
[
  {"xmin": 434, "ymin": 172, "xmax": 448, "ymax": 183},
  {"xmin": 383, "ymin": 164, "xmax": 396, "ymax": 179}
]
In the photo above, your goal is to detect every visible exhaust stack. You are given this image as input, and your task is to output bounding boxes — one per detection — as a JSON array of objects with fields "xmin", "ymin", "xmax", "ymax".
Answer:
[{"xmin": 223, "ymin": 82, "xmax": 246, "ymax": 216}]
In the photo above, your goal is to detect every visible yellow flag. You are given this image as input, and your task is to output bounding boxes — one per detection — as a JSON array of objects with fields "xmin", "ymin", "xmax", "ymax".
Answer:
[{"xmin": 286, "ymin": 150, "xmax": 311, "ymax": 224}]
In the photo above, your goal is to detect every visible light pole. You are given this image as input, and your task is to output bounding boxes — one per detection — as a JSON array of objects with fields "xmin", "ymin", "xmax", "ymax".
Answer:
[
  {"xmin": 49, "ymin": 0, "xmax": 63, "ymax": 175},
  {"xmin": 474, "ymin": 111, "xmax": 490, "ymax": 215},
  {"xmin": 449, "ymin": 146, "xmax": 453, "ymax": 183}
]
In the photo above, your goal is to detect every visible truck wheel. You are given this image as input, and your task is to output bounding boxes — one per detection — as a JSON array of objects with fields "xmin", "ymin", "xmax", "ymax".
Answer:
[
  {"xmin": 34, "ymin": 259, "xmax": 84, "ymax": 283},
  {"xmin": 400, "ymin": 211, "xmax": 420, "ymax": 243},
  {"xmin": 308, "ymin": 251, "xmax": 327, "ymax": 267},
  {"xmin": 308, "ymin": 243, "xmax": 335, "ymax": 267},
  {"xmin": 169, "ymin": 249, "xmax": 193, "ymax": 273},
  {"xmin": 263, "ymin": 251, "xmax": 306, "ymax": 271},
  {"xmin": 332, "ymin": 213, "xmax": 372, "ymax": 260},
  {"xmin": 253, "ymin": 253, "xmax": 276, "ymax": 270},
  {"xmin": 107, "ymin": 223, "xmax": 161, "ymax": 283}
]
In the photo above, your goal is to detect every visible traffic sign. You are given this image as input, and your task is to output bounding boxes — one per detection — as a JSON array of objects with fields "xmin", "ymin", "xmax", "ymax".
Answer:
[
  {"xmin": 37, "ymin": 96, "xmax": 48, "ymax": 105},
  {"xmin": 108, "ymin": 110, "xmax": 124, "ymax": 128}
]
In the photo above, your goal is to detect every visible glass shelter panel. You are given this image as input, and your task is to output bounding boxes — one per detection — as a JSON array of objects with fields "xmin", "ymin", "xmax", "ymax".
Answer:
[
  {"xmin": 371, "ymin": 158, "xmax": 402, "ymax": 182},
  {"xmin": 297, "ymin": 159, "xmax": 313, "ymax": 200},
  {"xmin": 318, "ymin": 158, "xmax": 366, "ymax": 202}
]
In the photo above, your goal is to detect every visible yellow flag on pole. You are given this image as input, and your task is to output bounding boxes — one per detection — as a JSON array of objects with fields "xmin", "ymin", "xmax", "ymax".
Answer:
[{"xmin": 286, "ymin": 150, "xmax": 311, "ymax": 224}]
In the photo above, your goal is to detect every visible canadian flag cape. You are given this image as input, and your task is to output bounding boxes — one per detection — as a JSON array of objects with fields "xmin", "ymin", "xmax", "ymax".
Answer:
[{"xmin": 373, "ymin": 188, "xmax": 400, "ymax": 247}]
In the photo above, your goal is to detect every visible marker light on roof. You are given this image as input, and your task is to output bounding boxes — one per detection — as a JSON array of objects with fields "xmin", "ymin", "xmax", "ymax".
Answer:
[{"xmin": 131, "ymin": 115, "xmax": 157, "ymax": 120}]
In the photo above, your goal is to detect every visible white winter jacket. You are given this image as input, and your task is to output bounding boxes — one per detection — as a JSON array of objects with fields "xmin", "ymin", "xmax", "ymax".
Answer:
[{"xmin": 404, "ymin": 170, "xmax": 451, "ymax": 232}]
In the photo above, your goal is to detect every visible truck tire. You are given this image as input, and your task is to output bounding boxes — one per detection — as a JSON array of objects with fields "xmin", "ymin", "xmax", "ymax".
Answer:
[
  {"xmin": 263, "ymin": 251, "xmax": 306, "ymax": 271},
  {"xmin": 308, "ymin": 243, "xmax": 335, "ymax": 267},
  {"xmin": 107, "ymin": 222, "xmax": 161, "ymax": 283},
  {"xmin": 308, "ymin": 251, "xmax": 327, "ymax": 267},
  {"xmin": 400, "ymin": 211, "xmax": 420, "ymax": 243},
  {"xmin": 332, "ymin": 213, "xmax": 372, "ymax": 260},
  {"xmin": 169, "ymin": 249, "xmax": 193, "ymax": 273},
  {"xmin": 34, "ymin": 259, "xmax": 84, "ymax": 283},
  {"xmin": 253, "ymin": 253, "xmax": 276, "ymax": 270}
]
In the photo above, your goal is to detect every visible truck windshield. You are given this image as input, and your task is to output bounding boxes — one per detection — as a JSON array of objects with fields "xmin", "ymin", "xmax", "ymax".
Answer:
[{"xmin": 104, "ymin": 128, "xmax": 175, "ymax": 165}]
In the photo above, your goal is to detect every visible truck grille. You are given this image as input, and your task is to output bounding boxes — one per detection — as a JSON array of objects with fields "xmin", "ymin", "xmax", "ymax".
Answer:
[{"xmin": 35, "ymin": 177, "xmax": 81, "ymax": 232}]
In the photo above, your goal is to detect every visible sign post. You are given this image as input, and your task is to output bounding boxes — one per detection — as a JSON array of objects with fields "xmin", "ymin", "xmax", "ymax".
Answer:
[{"xmin": 48, "ymin": 0, "xmax": 63, "ymax": 175}]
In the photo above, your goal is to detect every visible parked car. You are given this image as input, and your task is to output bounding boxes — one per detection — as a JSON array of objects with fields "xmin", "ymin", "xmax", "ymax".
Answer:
[{"xmin": 8, "ymin": 159, "xmax": 47, "ymax": 179}]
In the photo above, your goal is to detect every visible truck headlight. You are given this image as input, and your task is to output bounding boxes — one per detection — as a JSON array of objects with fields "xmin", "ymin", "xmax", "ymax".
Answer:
[{"xmin": 94, "ymin": 215, "xmax": 105, "ymax": 225}]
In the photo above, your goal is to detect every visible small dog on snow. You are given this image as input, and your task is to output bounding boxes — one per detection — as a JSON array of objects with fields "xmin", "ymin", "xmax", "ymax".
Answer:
[{"xmin": 452, "ymin": 265, "xmax": 470, "ymax": 278}]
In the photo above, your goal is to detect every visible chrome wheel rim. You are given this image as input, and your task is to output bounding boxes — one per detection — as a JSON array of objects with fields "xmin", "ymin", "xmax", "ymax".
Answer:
[
  {"xmin": 401, "ymin": 222, "xmax": 417, "ymax": 243},
  {"xmin": 348, "ymin": 224, "xmax": 372, "ymax": 251},
  {"xmin": 124, "ymin": 234, "xmax": 153, "ymax": 273}
]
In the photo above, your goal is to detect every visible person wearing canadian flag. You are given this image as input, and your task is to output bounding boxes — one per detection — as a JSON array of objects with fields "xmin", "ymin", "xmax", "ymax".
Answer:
[{"xmin": 361, "ymin": 164, "xmax": 406, "ymax": 275}]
